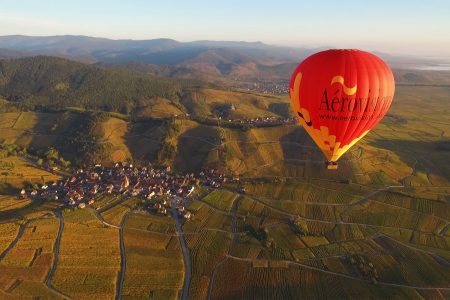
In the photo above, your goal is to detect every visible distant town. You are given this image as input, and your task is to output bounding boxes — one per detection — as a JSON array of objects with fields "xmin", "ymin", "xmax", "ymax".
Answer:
[
  {"xmin": 216, "ymin": 116, "xmax": 297, "ymax": 127},
  {"xmin": 240, "ymin": 80, "xmax": 290, "ymax": 95}
]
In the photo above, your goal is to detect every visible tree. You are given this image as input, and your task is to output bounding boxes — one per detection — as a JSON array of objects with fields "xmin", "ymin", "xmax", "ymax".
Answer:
[
  {"xmin": 1, "ymin": 171, "xmax": 9, "ymax": 177},
  {"xmin": 59, "ymin": 158, "xmax": 71, "ymax": 168},
  {"xmin": 45, "ymin": 148, "xmax": 59, "ymax": 161}
]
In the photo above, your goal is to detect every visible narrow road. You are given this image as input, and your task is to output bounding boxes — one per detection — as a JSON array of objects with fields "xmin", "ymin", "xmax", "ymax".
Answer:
[
  {"xmin": 171, "ymin": 204, "xmax": 191, "ymax": 300},
  {"xmin": 207, "ymin": 257, "xmax": 229, "ymax": 300},
  {"xmin": 91, "ymin": 208, "xmax": 120, "ymax": 229},
  {"xmin": 350, "ymin": 186, "xmax": 402, "ymax": 207},
  {"xmin": 115, "ymin": 212, "xmax": 129, "ymax": 300},
  {"xmin": 0, "ymin": 219, "xmax": 33, "ymax": 261},
  {"xmin": 207, "ymin": 196, "xmax": 240, "ymax": 300},
  {"xmin": 400, "ymin": 159, "xmax": 418, "ymax": 186},
  {"xmin": 196, "ymin": 197, "xmax": 234, "ymax": 216},
  {"xmin": 439, "ymin": 223, "xmax": 450, "ymax": 237},
  {"xmin": 229, "ymin": 197, "xmax": 241, "ymax": 254},
  {"xmin": 45, "ymin": 210, "xmax": 72, "ymax": 299},
  {"xmin": 0, "ymin": 214, "xmax": 71, "ymax": 299},
  {"xmin": 233, "ymin": 190, "xmax": 434, "ymax": 233},
  {"xmin": 222, "ymin": 188, "xmax": 450, "ymax": 264},
  {"xmin": 97, "ymin": 195, "xmax": 126, "ymax": 214}
]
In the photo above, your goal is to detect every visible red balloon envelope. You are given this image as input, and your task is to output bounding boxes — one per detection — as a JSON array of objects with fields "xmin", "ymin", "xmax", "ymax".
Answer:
[{"xmin": 289, "ymin": 49, "xmax": 395, "ymax": 167}]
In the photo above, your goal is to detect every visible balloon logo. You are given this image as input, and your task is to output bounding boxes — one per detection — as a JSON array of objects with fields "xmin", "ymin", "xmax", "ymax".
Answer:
[
  {"xmin": 289, "ymin": 49, "xmax": 395, "ymax": 169},
  {"xmin": 330, "ymin": 75, "xmax": 357, "ymax": 95}
]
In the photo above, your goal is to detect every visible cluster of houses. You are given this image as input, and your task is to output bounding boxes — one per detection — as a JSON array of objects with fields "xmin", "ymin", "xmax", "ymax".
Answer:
[
  {"xmin": 20, "ymin": 163, "xmax": 230, "ymax": 220},
  {"xmin": 243, "ymin": 80, "xmax": 289, "ymax": 95},
  {"xmin": 222, "ymin": 116, "xmax": 296, "ymax": 126}
]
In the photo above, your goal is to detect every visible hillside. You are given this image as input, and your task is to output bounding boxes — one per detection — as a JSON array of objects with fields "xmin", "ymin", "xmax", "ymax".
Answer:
[
  {"xmin": 0, "ymin": 56, "xmax": 185, "ymax": 113},
  {"xmin": 2, "ymin": 35, "xmax": 448, "ymax": 84},
  {"xmin": 0, "ymin": 56, "xmax": 298, "ymax": 116},
  {"xmin": 0, "ymin": 56, "xmax": 448, "ymax": 179},
  {"xmin": 1, "ymin": 83, "xmax": 448, "ymax": 184}
]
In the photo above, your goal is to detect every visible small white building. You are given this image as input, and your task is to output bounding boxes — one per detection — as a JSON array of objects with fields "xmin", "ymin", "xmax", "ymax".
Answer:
[
  {"xmin": 184, "ymin": 211, "xmax": 192, "ymax": 220},
  {"xmin": 187, "ymin": 186, "xmax": 195, "ymax": 196}
]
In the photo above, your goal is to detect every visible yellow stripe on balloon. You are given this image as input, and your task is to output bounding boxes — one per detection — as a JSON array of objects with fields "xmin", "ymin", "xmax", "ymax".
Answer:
[
  {"xmin": 330, "ymin": 75, "xmax": 357, "ymax": 95},
  {"xmin": 290, "ymin": 72, "xmax": 302, "ymax": 113}
]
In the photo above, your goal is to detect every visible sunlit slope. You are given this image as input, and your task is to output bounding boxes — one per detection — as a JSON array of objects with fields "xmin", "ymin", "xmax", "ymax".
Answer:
[
  {"xmin": 0, "ymin": 84, "xmax": 448, "ymax": 187},
  {"xmin": 182, "ymin": 88, "xmax": 291, "ymax": 118},
  {"xmin": 0, "ymin": 111, "xmax": 79, "ymax": 148}
]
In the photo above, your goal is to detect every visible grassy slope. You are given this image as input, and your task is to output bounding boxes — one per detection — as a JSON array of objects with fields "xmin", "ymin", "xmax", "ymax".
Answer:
[{"xmin": 182, "ymin": 88, "xmax": 289, "ymax": 119}]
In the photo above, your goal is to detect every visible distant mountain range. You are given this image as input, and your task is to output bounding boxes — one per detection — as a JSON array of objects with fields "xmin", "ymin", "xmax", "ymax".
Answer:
[{"xmin": 0, "ymin": 35, "xmax": 441, "ymax": 81}]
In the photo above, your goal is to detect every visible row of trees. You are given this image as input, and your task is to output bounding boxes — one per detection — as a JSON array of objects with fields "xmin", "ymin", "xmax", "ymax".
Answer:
[{"xmin": 0, "ymin": 142, "xmax": 71, "ymax": 169}]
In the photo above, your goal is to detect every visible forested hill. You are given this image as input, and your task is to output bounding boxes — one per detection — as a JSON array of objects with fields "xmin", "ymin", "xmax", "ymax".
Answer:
[{"xmin": 0, "ymin": 56, "xmax": 192, "ymax": 113}]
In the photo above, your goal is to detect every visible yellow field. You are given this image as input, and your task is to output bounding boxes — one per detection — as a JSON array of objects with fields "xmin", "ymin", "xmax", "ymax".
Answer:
[
  {"xmin": 0, "ymin": 222, "xmax": 20, "ymax": 254},
  {"xmin": 0, "ymin": 156, "xmax": 61, "ymax": 188},
  {"xmin": 0, "ymin": 195, "xmax": 31, "ymax": 212},
  {"xmin": 135, "ymin": 97, "xmax": 185, "ymax": 119},
  {"xmin": 201, "ymin": 189, "xmax": 238, "ymax": 212},
  {"xmin": 211, "ymin": 259, "xmax": 423, "ymax": 299},
  {"xmin": 0, "ymin": 218, "xmax": 59, "ymax": 298},
  {"xmin": 100, "ymin": 197, "xmax": 140, "ymax": 226},
  {"xmin": 0, "ymin": 111, "xmax": 78, "ymax": 149},
  {"xmin": 121, "ymin": 213, "xmax": 184, "ymax": 299},
  {"xmin": 185, "ymin": 230, "xmax": 231, "ymax": 300},
  {"xmin": 124, "ymin": 213, "xmax": 177, "ymax": 235},
  {"xmin": 53, "ymin": 209, "xmax": 120, "ymax": 300},
  {"xmin": 186, "ymin": 88, "xmax": 286, "ymax": 119}
]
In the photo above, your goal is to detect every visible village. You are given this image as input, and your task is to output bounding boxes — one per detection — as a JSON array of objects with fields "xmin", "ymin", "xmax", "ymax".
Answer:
[
  {"xmin": 20, "ymin": 162, "xmax": 230, "ymax": 221},
  {"xmin": 232, "ymin": 79, "xmax": 290, "ymax": 95},
  {"xmin": 219, "ymin": 115, "xmax": 296, "ymax": 127}
]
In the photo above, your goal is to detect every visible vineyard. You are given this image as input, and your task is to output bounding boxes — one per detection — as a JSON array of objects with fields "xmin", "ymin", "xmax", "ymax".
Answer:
[
  {"xmin": 121, "ymin": 213, "xmax": 184, "ymax": 299},
  {"xmin": 100, "ymin": 197, "xmax": 140, "ymax": 226},
  {"xmin": 53, "ymin": 209, "xmax": 120, "ymax": 299},
  {"xmin": 182, "ymin": 186, "xmax": 450, "ymax": 299},
  {"xmin": 0, "ymin": 195, "xmax": 31, "ymax": 212},
  {"xmin": 210, "ymin": 259, "xmax": 424, "ymax": 299},
  {"xmin": 0, "ymin": 218, "xmax": 59, "ymax": 298}
]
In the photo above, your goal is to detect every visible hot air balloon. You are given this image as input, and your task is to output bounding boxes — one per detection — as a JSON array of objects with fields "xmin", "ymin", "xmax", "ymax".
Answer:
[{"xmin": 289, "ymin": 49, "xmax": 395, "ymax": 170}]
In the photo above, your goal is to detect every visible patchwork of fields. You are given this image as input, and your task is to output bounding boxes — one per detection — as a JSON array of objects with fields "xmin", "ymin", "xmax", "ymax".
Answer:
[{"xmin": 0, "ymin": 83, "xmax": 448, "ymax": 299}]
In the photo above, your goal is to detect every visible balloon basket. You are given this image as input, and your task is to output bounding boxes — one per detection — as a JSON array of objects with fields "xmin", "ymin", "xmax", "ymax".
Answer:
[{"xmin": 325, "ymin": 161, "xmax": 338, "ymax": 170}]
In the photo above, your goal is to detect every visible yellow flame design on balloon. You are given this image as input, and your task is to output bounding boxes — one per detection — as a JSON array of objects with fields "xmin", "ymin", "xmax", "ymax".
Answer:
[{"xmin": 331, "ymin": 75, "xmax": 357, "ymax": 95}]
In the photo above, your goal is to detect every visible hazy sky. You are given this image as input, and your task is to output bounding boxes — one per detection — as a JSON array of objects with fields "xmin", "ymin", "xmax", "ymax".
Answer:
[{"xmin": 1, "ymin": 0, "xmax": 449, "ymax": 56}]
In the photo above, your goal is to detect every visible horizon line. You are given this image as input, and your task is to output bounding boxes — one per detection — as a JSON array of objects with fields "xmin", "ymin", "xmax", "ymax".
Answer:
[{"xmin": 0, "ymin": 33, "xmax": 424, "ymax": 58}]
